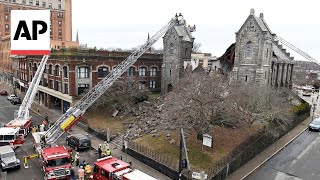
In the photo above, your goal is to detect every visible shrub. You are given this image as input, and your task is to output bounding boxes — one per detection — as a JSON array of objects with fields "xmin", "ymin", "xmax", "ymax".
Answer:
[{"xmin": 292, "ymin": 102, "xmax": 310, "ymax": 116}]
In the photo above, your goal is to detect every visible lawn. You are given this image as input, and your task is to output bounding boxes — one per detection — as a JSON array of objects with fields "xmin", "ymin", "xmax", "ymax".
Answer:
[
  {"xmin": 134, "ymin": 125, "xmax": 261, "ymax": 171},
  {"xmin": 83, "ymin": 113, "xmax": 125, "ymax": 135}
]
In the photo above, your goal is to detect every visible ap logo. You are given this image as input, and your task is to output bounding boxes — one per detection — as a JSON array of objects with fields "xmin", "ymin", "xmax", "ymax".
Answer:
[{"xmin": 11, "ymin": 10, "xmax": 50, "ymax": 55}]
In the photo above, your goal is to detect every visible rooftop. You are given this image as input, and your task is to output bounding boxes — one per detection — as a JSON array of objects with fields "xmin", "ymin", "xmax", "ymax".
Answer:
[
  {"xmin": 94, "ymin": 156, "xmax": 130, "ymax": 173},
  {"xmin": 42, "ymin": 146, "xmax": 69, "ymax": 160},
  {"xmin": 0, "ymin": 127, "xmax": 20, "ymax": 135}
]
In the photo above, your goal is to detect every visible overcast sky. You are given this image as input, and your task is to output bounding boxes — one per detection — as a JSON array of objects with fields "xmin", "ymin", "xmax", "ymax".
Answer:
[{"xmin": 72, "ymin": 0, "xmax": 320, "ymax": 61}]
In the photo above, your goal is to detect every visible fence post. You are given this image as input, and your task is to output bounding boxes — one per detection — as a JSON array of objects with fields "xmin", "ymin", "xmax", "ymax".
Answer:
[{"xmin": 225, "ymin": 163, "xmax": 229, "ymax": 179}]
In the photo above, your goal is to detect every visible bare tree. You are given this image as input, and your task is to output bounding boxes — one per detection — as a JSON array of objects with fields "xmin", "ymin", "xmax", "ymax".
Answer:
[{"xmin": 192, "ymin": 42, "xmax": 202, "ymax": 53}]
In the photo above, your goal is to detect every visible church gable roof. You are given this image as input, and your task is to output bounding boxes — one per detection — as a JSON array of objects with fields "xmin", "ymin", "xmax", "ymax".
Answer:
[
  {"xmin": 174, "ymin": 26, "xmax": 193, "ymax": 42},
  {"xmin": 237, "ymin": 9, "xmax": 274, "ymax": 35}
]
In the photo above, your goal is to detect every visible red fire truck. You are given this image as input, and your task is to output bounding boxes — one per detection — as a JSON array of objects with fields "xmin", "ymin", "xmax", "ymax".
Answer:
[
  {"xmin": 5, "ymin": 118, "xmax": 32, "ymax": 137},
  {"xmin": 0, "ymin": 127, "xmax": 24, "ymax": 148},
  {"xmin": 27, "ymin": 132, "xmax": 72, "ymax": 180},
  {"xmin": 90, "ymin": 156, "xmax": 157, "ymax": 180}
]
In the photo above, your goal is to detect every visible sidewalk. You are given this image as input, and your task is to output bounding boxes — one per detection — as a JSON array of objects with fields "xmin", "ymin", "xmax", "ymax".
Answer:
[
  {"xmin": 30, "ymin": 98, "xmax": 170, "ymax": 179},
  {"xmin": 227, "ymin": 116, "xmax": 310, "ymax": 180}
]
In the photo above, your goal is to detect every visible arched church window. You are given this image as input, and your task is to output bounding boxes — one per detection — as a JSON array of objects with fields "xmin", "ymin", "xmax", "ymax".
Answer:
[
  {"xmin": 265, "ymin": 48, "xmax": 269, "ymax": 58},
  {"xmin": 169, "ymin": 43, "xmax": 174, "ymax": 55},
  {"xmin": 245, "ymin": 41, "xmax": 253, "ymax": 58}
]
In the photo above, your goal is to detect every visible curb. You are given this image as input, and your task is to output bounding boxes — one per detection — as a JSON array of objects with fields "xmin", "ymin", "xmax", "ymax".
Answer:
[{"xmin": 240, "ymin": 126, "xmax": 308, "ymax": 180}]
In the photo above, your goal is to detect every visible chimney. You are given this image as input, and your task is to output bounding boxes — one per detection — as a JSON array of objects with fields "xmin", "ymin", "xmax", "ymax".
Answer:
[{"xmin": 250, "ymin": 8, "xmax": 255, "ymax": 15}]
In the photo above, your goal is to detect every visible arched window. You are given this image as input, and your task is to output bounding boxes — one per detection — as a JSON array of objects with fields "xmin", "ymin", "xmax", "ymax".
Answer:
[
  {"xmin": 55, "ymin": 65, "xmax": 60, "ymax": 76},
  {"xmin": 98, "ymin": 66, "xmax": 108, "ymax": 78},
  {"xmin": 169, "ymin": 43, "xmax": 174, "ymax": 55},
  {"xmin": 63, "ymin": 66, "xmax": 68, "ymax": 78},
  {"xmin": 49, "ymin": 64, "xmax": 53, "ymax": 74},
  {"xmin": 139, "ymin": 67, "xmax": 147, "ymax": 76},
  {"xmin": 245, "ymin": 41, "xmax": 253, "ymax": 58}
]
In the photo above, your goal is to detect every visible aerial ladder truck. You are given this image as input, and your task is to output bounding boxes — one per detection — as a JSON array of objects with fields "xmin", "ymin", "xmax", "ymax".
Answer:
[
  {"xmin": 27, "ymin": 15, "xmax": 185, "ymax": 180},
  {"xmin": 0, "ymin": 55, "xmax": 49, "ymax": 149}
]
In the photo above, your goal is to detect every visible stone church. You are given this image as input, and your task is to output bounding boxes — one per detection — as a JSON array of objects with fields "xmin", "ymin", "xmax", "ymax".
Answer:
[
  {"xmin": 231, "ymin": 9, "xmax": 294, "ymax": 87},
  {"xmin": 161, "ymin": 14, "xmax": 195, "ymax": 94}
]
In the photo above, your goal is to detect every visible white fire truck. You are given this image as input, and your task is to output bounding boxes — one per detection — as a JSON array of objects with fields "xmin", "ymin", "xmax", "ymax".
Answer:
[
  {"xmin": 5, "ymin": 118, "xmax": 32, "ymax": 137},
  {"xmin": 0, "ymin": 127, "xmax": 24, "ymax": 148}
]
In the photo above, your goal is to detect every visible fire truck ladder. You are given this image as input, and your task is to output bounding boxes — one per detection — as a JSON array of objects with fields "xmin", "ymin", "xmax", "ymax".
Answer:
[
  {"xmin": 17, "ymin": 55, "xmax": 50, "ymax": 120},
  {"xmin": 274, "ymin": 36, "xmax": 318, "ymax": 64},
  {"xmin": 43, "ymin": 17, "xmax": 178, "ymax": 144}
]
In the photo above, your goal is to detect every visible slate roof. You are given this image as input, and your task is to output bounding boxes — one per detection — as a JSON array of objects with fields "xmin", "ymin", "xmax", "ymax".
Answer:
[{"xmin": 174, "ymin": 26, "xmax": 193, "ymax": 42}]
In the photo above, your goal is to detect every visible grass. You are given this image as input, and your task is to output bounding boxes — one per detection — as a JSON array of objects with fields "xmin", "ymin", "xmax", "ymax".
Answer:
[
  {"xmin": 135, "ymin": 131, "xmax": 214, "ymax": 171},
  {"xmin": 83, "ymin": 113, "xmax": 124, "ymax": 135},
  {"xmin": 134, "ymin": 125, "xmax": 261, "ymax": 171}
]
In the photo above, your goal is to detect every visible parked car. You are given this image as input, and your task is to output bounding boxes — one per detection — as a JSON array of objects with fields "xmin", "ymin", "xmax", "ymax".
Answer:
[
  {"xmin": 66, "ymin": 134, "xmax": 91, "ymax": 151},
  {"xmin": 7, "ymin": 94, "xmax": 18, "ymax": 101},
  {"xmin": 11, "ymin": 97, "xmax": 22, "ymax": 105},
  {"xmin": 0, "ymin": 90, "xmax": 8, "ymax": 96},
  {"xmin": 309, "ymin": 118, "xmax": 320, "ymax": 131},
  {"xmin": 0, "ymin": 145, "xmax": 20, "ymax": 171}
]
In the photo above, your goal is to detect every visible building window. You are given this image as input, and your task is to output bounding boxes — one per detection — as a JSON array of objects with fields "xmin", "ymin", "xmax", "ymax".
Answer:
[
  {"xmin": 49, "ymin": 64, "xmax": 53, "ymax": 74},
  {"xmin": 78, "ymin": 67, "xmax": 89, "ymax": 78},
  {"xmin": 35, "ymin": 0, "xmax": 39, "ymax": 5},
  {"xmin": 43, "ymin": 78, "xmax": 48, "ymax": 87},
  {"xmin": 139, "ymin": 81, "xmax": 146, "ymax": 90},
  {"xmin": 5, "ymin": 24, "xmax": 9, "ymax": 31},
  {"xmin": 56, "ymin": 81, "xmax": 61, "ymax": 91},
  {"xmin": 42, "ymin": 1, "xmax": 46, "ymax": 7},
  {"xmin": 245, "ymin": 41, "xmax": 253, "ymax": 58},
  {"xmin": 64, "ymin": 83, "xmax": 68, "ymax": 94},
  {"xmin": 63, "ymin": 66, "xmax": 68, "ymax": 78},
  {"xmin": 48, "ymin": 3, "xmax": 52, "ymax": 8},
  {"xmin": 58, "ymin": 4, "xmax": 61, "ymax": 9},
  {"xmin": 139, "ymin": 67, "xmax": 146, "ymax": 76},
  {"xmin": 78, "ymin": 84, "xmax": 89, "ymax": 95},
  {"xmin": 58, "ymin": 29, "xmax": 62, "ymax": 36},
  {"xmin": 245, "ymin": 75, "xmax": 248, "ymax": 82},
  {"xmin": 5, "ymin": 15, "xmax": 9, "ymax": 22},
  {"xmin": 22, "ymin": 0, "xmax": 26, "ymax": 4},
  {"xmin": 33, "ymin": 63, "xmax": 37, "ymax": 71},
  {"xmin": 49, "ymin": 80, "xmax": 54, "ymax": 89},
  {"xmin": 29, "ymin": 0, "xmax": 33, "ymax": 5},
  {"xmin": 127, "ymin": 67, "xmax": 135, "ymax": 76},
  {"xmin": 98, "ymin": 66, "xmax": 108, "ymax": 78},
  {"xmin": 265, "ymin": 48, "xmax": 269, "ymax": 58},
  {"xmin": 58, "ymin": 21, "xmax": 62, "ymax": 27},
  {"xmin": 55, "ymin": 65, "xmax": 60, "ymax": 76},
  {"xmin": 150, "ymin": 67, "xmax": 157, "ymax": 76},
  {"xmin": 150, "ymin": 81, "xmax": 156, "ymax": 89}
]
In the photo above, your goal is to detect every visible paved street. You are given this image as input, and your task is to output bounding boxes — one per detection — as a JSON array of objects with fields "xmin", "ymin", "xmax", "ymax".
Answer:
[
  {"xmin": 0, "ymin": 95, "xmax": 99, "ymax": 180},
  {"xmin": 247, "ymin": 91, "xmax": 320, "ymax": 180}
]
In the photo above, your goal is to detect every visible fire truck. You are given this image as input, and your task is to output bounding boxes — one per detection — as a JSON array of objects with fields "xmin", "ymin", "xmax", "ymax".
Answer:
[
  {"xmin": 90, "ymin": 156, "xmax": 157, "ymax": 180},
  {"xmin": 0, "ymin": 127, "xmax": 24, "ymax": 148},
  {"xmin": 6, "ymin": 55, "xmax": 49, "ymax": 138},
  {"xmin": 29, "ymin": 14, "xmax": 187, "ymax": 180},
  {"xmin": 5, "ymin": 118, "xmax": 32, "ymax": 137},
  {"xmin": 23, "ymin": 132, "xmax": 73, "ymax": 180}
]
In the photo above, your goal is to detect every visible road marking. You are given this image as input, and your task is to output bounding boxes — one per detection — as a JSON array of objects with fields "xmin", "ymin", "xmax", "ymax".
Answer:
[{"xmin": 0, "ymin": 105, "xmax": 17, "ymax": 109}]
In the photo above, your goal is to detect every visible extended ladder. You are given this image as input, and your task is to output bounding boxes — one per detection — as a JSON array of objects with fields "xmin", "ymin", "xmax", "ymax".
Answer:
[
  {"xmin": 274, "ymin": 36, "xmax": 318, "ymax": 64},
  {"xmin": 17, "ymin": 55, "xmax": 49, "ymax": 120},
  {"xmin": 43, "ymin": 17, "xmax": 180, "ymax": 144}
]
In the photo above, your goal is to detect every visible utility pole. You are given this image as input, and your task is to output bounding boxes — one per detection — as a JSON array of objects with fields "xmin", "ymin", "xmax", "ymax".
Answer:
[{"xmin": 178, "ymin": 128, "xmax": 190, "ymax": 180}]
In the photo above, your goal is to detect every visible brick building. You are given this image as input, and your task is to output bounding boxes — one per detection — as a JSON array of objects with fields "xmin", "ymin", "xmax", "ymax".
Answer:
[
  {"xmin": 12, "ymin": 50, "xmax": 162, "ymax": 112},
  {"xmin": 0, "ymin": 0, "xmax": 78, "ymax": 85}
]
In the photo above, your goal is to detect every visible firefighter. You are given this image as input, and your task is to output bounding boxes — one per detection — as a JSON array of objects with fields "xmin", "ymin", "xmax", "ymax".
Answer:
[
  {"xmin": 106, "ymin": 148, "xmax": 111, "ymax": 156},
  {"xmin": 84, "ymin": 164, "xmax": 92, "ymax": 179},
  {"xmin": 32, "ymin": 126, "xmax": 37, "ymax": 133},
  {"xmin": 98, "ymin": 144, "xmax": 102, "ymax": 158},
  {"xmin": 74, "ymin": 152, "xmax": 80, "ymax": 166}
]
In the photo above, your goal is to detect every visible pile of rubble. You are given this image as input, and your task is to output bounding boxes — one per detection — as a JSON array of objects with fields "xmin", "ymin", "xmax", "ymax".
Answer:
[{"xmin": 123, "ymin": 99, "xmax": 190, "ymax": 139}]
